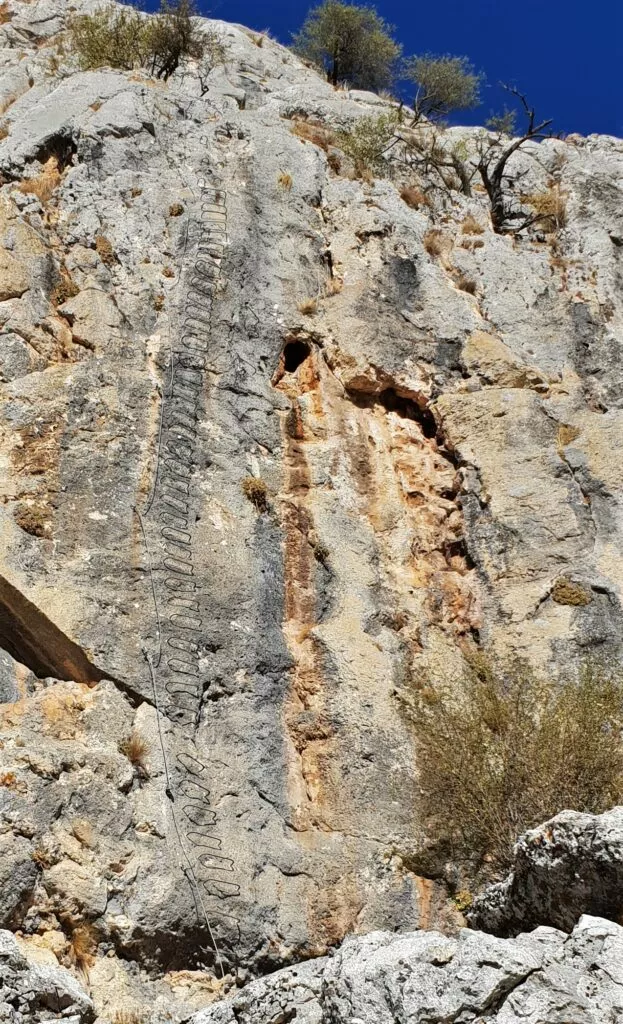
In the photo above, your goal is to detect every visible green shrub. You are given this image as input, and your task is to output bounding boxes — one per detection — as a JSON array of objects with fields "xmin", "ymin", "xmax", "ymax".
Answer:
[
  {"xmin": 69, "ymin": 0, "xmax": 218, "ymax": 82},
  {"xmin": 292, "ymin": 0, "xmax": 401, "ymax": 91},
  {"xmin": 338, "ymin": 108, "xmax": 402, "ymax": 175},
  {"xmin": 409, "ymin": 655, "xmax": 623, "ymax": 871},
  {"xmin": 69, "ymin": 3, "xmax": 149, "ymax": 71},
  {"xmin": 404, "ymin": 54, "xmax": 482, "ymax": 122}
]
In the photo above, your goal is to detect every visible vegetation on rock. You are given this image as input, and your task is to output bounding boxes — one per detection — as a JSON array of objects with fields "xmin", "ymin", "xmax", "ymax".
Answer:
[
  {"xmin": 337, "ymin": 108, "xmax": 402, "ymax": 174},
  {"xmin": 69, "ymin": 0, "xmax": 223, "ymax": 82},
  {"xmin": 404, "ymin": 54, "xmax": 482, "ymax": 122},
  {"xmin": 292, "ymin": 0, "xmax": 401, "ymax": 90},
  {"xmin": 410, "ymin": 655, "xmax": 623, "ymax": 870}
]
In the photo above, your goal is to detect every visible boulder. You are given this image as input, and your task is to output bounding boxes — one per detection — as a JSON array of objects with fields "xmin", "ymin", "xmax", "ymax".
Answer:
[
  {"xmin": 189, "ymin": 917, "xmax": 623, "ymax": 1024},
  {"xmin": 469, "ymin": 807, "xmax": 623, "ymax": 935}
]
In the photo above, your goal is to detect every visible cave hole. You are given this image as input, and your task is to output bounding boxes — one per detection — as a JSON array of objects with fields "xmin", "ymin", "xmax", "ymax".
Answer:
[
  {"xmin": 377, "ymin": 389, "xmax": 437, "ymax": 437},
  {"xmin": 348, "ymin": 387, "xmax": 438, "ymax": 438},
  {"xmin": 33, "ymin": 131, "xmax": 79, "ymax": 173},
  {"xmin": 283, "ymin": 338, "xmax": 311, "ymax": 374}
]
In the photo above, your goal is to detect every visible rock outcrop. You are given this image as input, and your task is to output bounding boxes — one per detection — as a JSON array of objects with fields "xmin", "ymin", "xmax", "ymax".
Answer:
[
  {"xmin": 469, "ymin": 807, "xmax": 623, "ymax": 936},
  {"xmin": 0, "ymin": 929, "xmax": 94, "ymax": 1023},
  {"xmin": 4, "ymin": 917, "xmax": 623, "ymax": 1024},
  {"xmin": 193, "ymin": 917, "xmax": 623, "ymax": 1024},
  {"xmin": 0, "ymin": 0, "xmax": 622, "ymax": 1018}
]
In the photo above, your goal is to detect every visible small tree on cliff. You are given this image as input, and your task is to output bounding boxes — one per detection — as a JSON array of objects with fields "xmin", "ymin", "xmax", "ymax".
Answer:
[
  {"xmin": 292, "ymin": 1, "xmax": 401, "ymax": 90},
  {"xmin": 404, "ymin": 54, "xmax": 483, "ymax": 122},
  {"xmin": 476, "ymin": 88, "xmax": 554, "ymax": 232},
  {"xmin": 147, "ymin": 0, "xmax": 204, "ymax": 80}
]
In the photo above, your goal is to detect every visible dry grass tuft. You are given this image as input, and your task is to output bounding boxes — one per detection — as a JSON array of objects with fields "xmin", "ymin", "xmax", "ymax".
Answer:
[
  {"xmin": 242, "ymin": 475, "xmax": 268, "ymax": 512},
  {"xmin": 522, "ymin": 184, "xmax": 567, "ymax": 231},
  {"xmin": 168, "ymin": 201, "xmax": 184, "ymax": 217},
  {"xmin": 0, "ymin": 122, "xmax": 8, "ymax": 142},
  {"xmin": 551, "ymin": 577, "xmax": 592, "ymax": 606},
  {"xmin": 325, "ymin": 277, "xmax": 343, "ymax": 296},
  {"xmin": 13, "ymin": 501, "xmax": 51, "ymax": 538},
  {"xmin": 423, "ymin": 228, "xmax": 444, "ymax": 258},
  {"xmin": 119, "ymin": 731, "xmax": 149, "ymax": 772},
  {"xmin": 277, "ymin": 171, "xmax": 293, "ymax": 191},
  {"xmin": 40, "ymin": 689, "xmax": 88, "ymax": 739},
  {"xmin": 18, "ymin": 157, "xmax": 61, "ymax": 204},
  {"xmin": 0, "ymin": 3, "xmax": 12, "ymax": 26},
  {"xmin": 71, "ymin": 923, "xmax": 98, "ymax": 972},
  {"xmin": 153, "ymin": 293, "xmax": 165, "ymax": 311},
  {"xmin": 51, "ymin": 268, "xmax": 79, "ymax": 306},
  {"xmin": 112, "ymin": 1011, "xmax": 147, "ymax": 1024},
  {"xmin": 95, "ymin": 234, "xmax": 115, "ymax": 266},
  {"xmin": 557, "ymin": 423, "xmax": 580, "ymax": 450},
  {"xmin": 461, "ymin": 213, "xmax": 484, "ymax": 234},
  {"xmin": 162, "ymin": 266, "xmax": 175, "ymax": 278},
  {"xmin": 32, "ymin": 843, "xmax": 56, "ymax": 869},
  {"xmin": 291, "ymin": 119, "xmax": 336, "ymax": 152},
  {"xmin": 298, "ymin": 298, "xmax": 317, "ymax": 316},
  {"xmin": 400, "ymin": 185, "xmax": 430, "ymax": 210},
  {"xmin": 327, "ymin": 151, "xmax": 341, "ymax": 174},
  {"xmin": 454, "ymin": 271, "xmax": 477, "ymax": 295},
  {"xmin": 0, "ymin": 771, "xmax": 26, "ymax": 793},
  {"xmin": 409, "ymin": 655, "xmax": 623, "ymax": 871}
]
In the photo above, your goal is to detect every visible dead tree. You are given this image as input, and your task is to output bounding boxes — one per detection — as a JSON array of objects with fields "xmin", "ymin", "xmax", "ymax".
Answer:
[
  {"xmin": 404, "ymin": 127, "xmax": 476, "ymax": 196},
  {"xmin": 477, "ymin": 87, "xmax": 553, "ymax": 233}
]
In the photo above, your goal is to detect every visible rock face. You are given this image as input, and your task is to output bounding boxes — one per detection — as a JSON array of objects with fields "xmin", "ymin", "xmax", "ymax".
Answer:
[
  {"xmin": 190, "ymin": 917, "xmax": 623, "ymax": 1024},
  {"xmin": 0, "ymin": 929, "xmax": 94, "ymax": 1023},
  {"xmin": 4, "ymin": 918, "xmax": 623, "ymax": 1024},
  {"xmin": 0, "ymin": 0, "xmax": 622, "ymax": 1018},
  {"xmin": 469, "ymin": 807, "xmax": 623, "ymax": 936}
]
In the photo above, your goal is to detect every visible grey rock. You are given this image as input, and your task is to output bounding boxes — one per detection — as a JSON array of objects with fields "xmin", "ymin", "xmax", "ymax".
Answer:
[
  {"xmin": 469, "ymin": 807, "xmax": 623, "ymax": 936},
  {"xmin": 0, "ymin": 0, "xmax": 620, "ymax": 1018},
  {"xmin": 0, "ymin": 928, "xmax": 94, "ymax": 1023},
  {"xmin": 190, "ymin": 918, "xmax": 623, "ymax": 1024},
  {"xmin": 0, "ymin": 835, "xmax": 37, "ymax": 929}
]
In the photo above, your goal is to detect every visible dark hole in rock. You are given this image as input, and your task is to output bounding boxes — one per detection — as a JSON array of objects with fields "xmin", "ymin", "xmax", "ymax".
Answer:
[
  {"xmin": 0, "ymin": 574, "xmax": 104, "ymax": 685},
  {"xmin": 348, "ymin": 386, "xmax": 437, "ymax": 438},
  {"xmin": 283, "ymin": 339, "xmax": 311, "ymax": 373},
  {"xmin": 33, "ymin": 131, "xmax": 78, "ymax": 173}
]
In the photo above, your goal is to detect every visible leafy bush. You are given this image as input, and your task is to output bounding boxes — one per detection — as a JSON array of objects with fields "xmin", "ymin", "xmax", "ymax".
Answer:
[
  {"xmin": 409, "ymin": 655, "xmax": 623, "ymax": 870},
  {"xmin": 69, "ymin": 3, "xmax": 149, "ymax": 71},
  {"xmin": 404, "ymin": 54, "xmax": 482, "ymax": 121},
  {"xmin": 69, "ymin": 0, "xmax": 220, "ymax": 82},
  {"xmin": 338, "ymin": 108, "xmax": 402, "ymax": 175},
  {"xmin": 292, "ymin": 0, "xmax": 401, "ymax": 91}
]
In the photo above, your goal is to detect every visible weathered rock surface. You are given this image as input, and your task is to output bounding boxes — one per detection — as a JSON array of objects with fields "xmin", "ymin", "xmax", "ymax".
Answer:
[
  {"xmin": 470, "ymin": 807, "xmax": 623, "ymax": 936},
  {"xmin": 0, "ymin": 0, "xmax": 622, "ymax": 1018},
  {"xmin": 189, "ymin": 917, "xmax": 623, "ymax": 1024},
  {"xmin": 0, "ymin": 929, "xmax": 94, "ymax": 1023}
]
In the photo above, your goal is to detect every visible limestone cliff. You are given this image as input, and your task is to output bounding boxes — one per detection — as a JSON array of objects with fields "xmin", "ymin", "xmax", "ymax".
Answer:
[{"xmin": 0, "ymin": 0, "xmax": 622, "ymax": 1019}]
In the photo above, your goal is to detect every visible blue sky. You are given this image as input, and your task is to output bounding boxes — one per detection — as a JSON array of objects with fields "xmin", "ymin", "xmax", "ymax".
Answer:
[{"xmin": 145, "ymin": 0, "xmax": 623, "ymax": 137}]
